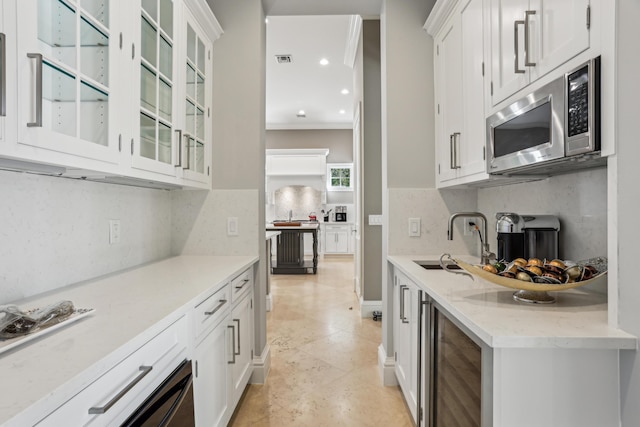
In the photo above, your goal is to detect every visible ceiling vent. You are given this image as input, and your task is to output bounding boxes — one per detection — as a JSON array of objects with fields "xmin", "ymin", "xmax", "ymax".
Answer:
[{"xmin": 275, "ymin": 54, "xmax": 292, "ymax": 64}]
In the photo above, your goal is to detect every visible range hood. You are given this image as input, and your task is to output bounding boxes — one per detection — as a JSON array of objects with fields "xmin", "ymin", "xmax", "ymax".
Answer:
[{"xmin": 266, "ymin": 149, "xmax": 329, "ymax": 176}]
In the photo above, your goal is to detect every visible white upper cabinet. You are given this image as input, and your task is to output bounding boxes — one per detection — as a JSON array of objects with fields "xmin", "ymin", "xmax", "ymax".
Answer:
[
  {"xmin": 131, "ymin": 0, "xmax": 179, "ymax": 177},
  {"xmin": 0, "ymin": 0, "xmax": 221, "ymax": 189},
  {"xmin": 177, "ymin": 4, "xmax": 214, "ymax": 185},
  {"xmin": 15, "ymin": 0, "xmax": 121, "ymax": 166},
  {"xmin": 489, "ymin": 0, "xmax": 591, "ymax": 106},
  {"xmin": 429, "ymin": 0, "xmax": 487, "ymax": 188}
]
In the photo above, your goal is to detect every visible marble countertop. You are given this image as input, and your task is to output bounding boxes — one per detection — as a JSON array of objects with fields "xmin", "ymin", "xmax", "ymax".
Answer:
[
  {"xmin": 266, "ymin": 223, "xmax": 319, "ymax": 230},
  {"xmin": 0, "ymin": 255, "xmax": 258, "ymax": 425},
  {"xmin": 389, "ymin": 255, "xmax": 636, "ymax": 350}
]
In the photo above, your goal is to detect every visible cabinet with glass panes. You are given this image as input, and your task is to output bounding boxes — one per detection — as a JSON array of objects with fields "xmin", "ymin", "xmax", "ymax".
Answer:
[
  {"xmin": 13, "ymin": 0, "xmax": 121, "ymax": 166},
  {"xmin": 130, "ymin": 0, "xmax": 218, "ymax": 186},
  {"xmin": 1, "ymin": 0, "xmax": 220, "ymax": 188}
]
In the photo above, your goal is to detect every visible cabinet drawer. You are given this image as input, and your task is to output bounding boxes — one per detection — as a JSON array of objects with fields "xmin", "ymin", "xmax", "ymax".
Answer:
[
  {"xmin": 324, "ymin": 225, "xmax": 349, "ymax": 231},
  {"xmin": 37, "ymin": 316, "xmax": 187, "ymax": 426},
  {"xmin": 230, "ymin": 268, "xmax": 253, "ymax": 303},
  {"xmin": 193, "ymin": 283, "xmax": 230, "ymax": 341}
]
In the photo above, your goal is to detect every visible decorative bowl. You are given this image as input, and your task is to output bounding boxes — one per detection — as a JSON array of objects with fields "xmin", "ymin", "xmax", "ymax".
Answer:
[{"xmin": 441, "ymin": 254, "xmax": 608, "ymax": 304}]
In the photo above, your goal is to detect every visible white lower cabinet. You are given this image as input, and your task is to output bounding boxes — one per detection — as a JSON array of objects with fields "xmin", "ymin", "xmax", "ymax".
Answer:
[
  {"xmin": 192, "ymin": 267, "xmax": 255, "ymax": 426},
  {"xmin": 393, "ymin": 270, "xmax": 420, "ymax": 423},
  {"xmin": 323, "ymin": 224, "xmax": 352, "ymax": 254},
  {"xmin": 36, "ymin": 316, "xmax": 188, "ymax": 426}
]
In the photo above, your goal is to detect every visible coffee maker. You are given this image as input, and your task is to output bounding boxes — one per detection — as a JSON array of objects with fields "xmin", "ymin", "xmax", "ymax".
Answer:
[{"xmin": 496, "ymin": 213, "xmax": 560, "ymax": 262}]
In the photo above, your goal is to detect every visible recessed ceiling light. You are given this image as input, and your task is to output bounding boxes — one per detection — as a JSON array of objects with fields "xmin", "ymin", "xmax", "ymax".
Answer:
[
  {"xmin": 341, "ymin": 89, "xmax": 349, "ymax": 95},
  {"xmin": 265, "ymin": 18, "xmax": 269, "ymax": 24},
  {"xmin": 297, "ymin": 110, "xmax": 306, "ymax": 118},
  {"xmin": 319, "ymin": 58, "xmax": 329, "ymax": 66},
  {"xmin": 339, "ymin": 110, "xmax": 346, "ymax": 114}
]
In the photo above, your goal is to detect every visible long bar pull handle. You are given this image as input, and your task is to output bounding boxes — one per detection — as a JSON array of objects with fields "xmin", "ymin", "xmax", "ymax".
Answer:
[
  {"xmin": 0, "ymin": 34, "xmax": 6, "ymax": 116},
  {"xmin": 449, "ymin": 134, "xmax": 455, "ymax": 170},
  {"xmin": 204, "ymin": 299, "xmax": 227, "ymax": 316},
  {"xmin": 524, "ymin": 10, "xmax": 536, "ymax": 67},
  {"xmin": 174, "ymin": 129, "xmax": 182, "ymax": 167},
  {"xmin": 27, "ymin": 53, "xmax": 43, "ymax": 127},
  {"xmin": 453, "ymin": 132, "xmax": 461, "ymax": 169},
  {"xmin": 182, "ymin": 133, "xmax": 191, "ymax": 170},
  {"xmin": 233, "ymin": 319, "xmax": 241, "ymax": 355},
  {"xmin": 228, "ymin": 325, "xmax": 236, "ymax": 364},
  {"xmin": 514, "ymin": 20, "xmax": 525, "ymax": 74},
  {"xmin": 235, "ymin": 278, "xmax": 250, "ymax": 290},
  {"xmin": 88, "ymin": 366, "xmax": 153, "ymax": 414},
  {"xmin": 401, "ymin": 286, "xmax": 410, "ymax": 324}
]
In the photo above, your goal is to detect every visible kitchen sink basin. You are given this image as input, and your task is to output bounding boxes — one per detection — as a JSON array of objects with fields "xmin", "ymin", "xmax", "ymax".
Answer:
[{"xmin": 415, "ymin": 260, "xmax": 462, "ymax": 270}]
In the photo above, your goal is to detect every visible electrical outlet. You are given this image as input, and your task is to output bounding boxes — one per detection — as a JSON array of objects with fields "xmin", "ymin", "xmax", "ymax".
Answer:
[
  {"xmin": 464, "ymin": 218, "xmax": 476, "ymax": 236},
  {"xmin": 109, "ymin": 219, "xmax": 121, "ymax": 244}
]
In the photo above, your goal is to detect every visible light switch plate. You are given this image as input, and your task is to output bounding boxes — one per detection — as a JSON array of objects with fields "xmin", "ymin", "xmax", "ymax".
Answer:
[
  {"xmin": 408, "ymin": 218, "xmax": 421, "ymax": 237},
  {"xmin": 368, "ymin": 214, "xmax": 383, "ymax": 225},
  {"xmin": 227, "ymin": 217, "xmax": 239, "ymax": 236}
]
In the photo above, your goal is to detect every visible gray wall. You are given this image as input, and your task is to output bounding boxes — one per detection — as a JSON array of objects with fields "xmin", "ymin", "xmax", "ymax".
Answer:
[
  {"xmin": 266, "ymin": 129, "xmax": 352, "ymax": 163},
  {"xmin": 207, "ymin": 0, "xmax": 268, "ymax": 359},
  {"xmin": 362, "ymin": 20, "xmax": 383, "ymax": 302},
  {"xmin": 617, "ymin": 0, "xmax": 640, "ymax": 424}
]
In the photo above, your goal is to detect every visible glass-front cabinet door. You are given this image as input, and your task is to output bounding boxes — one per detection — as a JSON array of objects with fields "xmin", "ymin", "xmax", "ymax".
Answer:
[
  {"xmin": 178, "ymin": 5, "xmax": 212, "ymax": 185},
  {"xmin": 131, "ymin": 0, "xmax": 178, "ymax": 176},
  {"xmin": 16, "ymin": 0, "xmax": 120, "ymax": 164}
]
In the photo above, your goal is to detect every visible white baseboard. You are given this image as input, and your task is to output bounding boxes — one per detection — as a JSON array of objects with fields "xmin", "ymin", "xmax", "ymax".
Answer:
[
  {"xmin": 378, "ymin": 344, "xmax": 398, "ymax": 386},
  {"xmin": 359, "ymin": 298, "xmax": 382, "ymax": 319},
  {"xmin": 266, "ymin": 293, "xmax": 272, "ymax": 312},
  {"xmin": 250, "ymin": 344, "xmax": 271, "ymax": 384}
]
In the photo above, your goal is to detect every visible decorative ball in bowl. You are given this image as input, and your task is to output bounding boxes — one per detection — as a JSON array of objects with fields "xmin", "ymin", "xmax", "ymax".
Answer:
[{"xmin": 442, "ymin": 254, "xmax": 607, "ymax": 304}]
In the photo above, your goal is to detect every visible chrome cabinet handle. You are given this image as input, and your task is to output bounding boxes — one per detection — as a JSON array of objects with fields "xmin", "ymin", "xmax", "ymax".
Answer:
[
  {"xmin": 401, "ymin": 286, "xmax": 410, "ymax": 324},
  {"xmin": 88, "ymin": 366, "xmax": 153, "ymax": 414},
  {"xmin": 453, "ymin": 132, "xmax": 461, "ymax": 169},
  {"xmin": 233, "ymin": 319, "xmax": 241, "ymax": 355},
  {"xmin": 235, "ymin": 278, "xmax": 249, "ymax": 290},
  {"xmin": 449, "ymin": 134, "xmax": 455, "ymax": 170},
  {"xmin": 228, "ymin": 325, "xmax": 236, "ymax": 364},
  {"xmin": 174, "ymin": 129, "xmax": 182, "ymax": 167},
  {"xmin": 514, "ymin": 20, "xmax": 525, "ymax": 74},
  {"xmin": 182, "ymin": 133, "xmax": 191, "ymax": 170},
  {"xmin": 26, "ymin": 53, "xmax": 43, "ymax": 127},
  {"xmin": 204, "ymin": 299, "xmax": 227, "ymax": 316},
  {"xmin": 399, "ymin": 284, "xmax": 408, "ymax": 323},
  {"xmin": 0, "ymin": 33, "xmax": 6, "ymax": 117},
  {"xmin": 524, "ymin": 10, "xmax": 536, "ymax": 67}
]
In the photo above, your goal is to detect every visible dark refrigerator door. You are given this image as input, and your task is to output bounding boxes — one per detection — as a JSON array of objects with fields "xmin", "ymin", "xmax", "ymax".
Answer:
[{"xmin": 121, "ymin": 359, "xmax": 195, "ymax": 427}]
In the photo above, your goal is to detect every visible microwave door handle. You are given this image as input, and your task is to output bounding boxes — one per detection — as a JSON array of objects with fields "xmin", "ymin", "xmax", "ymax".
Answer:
[
  {"xmin": 524, "ymin": 10, "xmax": 536, "ymax": 67},
  {"xmin": 514, "ymin": 20, "xmax": 525, "ymax": 74}
]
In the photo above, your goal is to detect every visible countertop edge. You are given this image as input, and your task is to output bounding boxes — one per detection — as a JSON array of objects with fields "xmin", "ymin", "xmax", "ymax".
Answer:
[{"xmin": 388, "ymin": 255, "xmax": 637, "ymax": 350}]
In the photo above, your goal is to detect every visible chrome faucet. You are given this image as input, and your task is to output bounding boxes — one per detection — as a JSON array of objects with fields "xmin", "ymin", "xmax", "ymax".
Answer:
[{"xmin": 448, "ymin": 212, "xmax": 496, "ymax": 265}]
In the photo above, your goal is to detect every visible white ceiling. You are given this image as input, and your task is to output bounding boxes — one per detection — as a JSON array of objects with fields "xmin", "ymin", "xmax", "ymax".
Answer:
[{"xmin": 263, "ymin": 0, "xmax": 382, "ymax": 130}]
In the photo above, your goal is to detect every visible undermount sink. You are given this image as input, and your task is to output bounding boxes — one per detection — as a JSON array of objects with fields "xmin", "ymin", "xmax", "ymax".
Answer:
[{"xmin": 415, "ymin": 260, "xmax": 462, "ymax": 270}]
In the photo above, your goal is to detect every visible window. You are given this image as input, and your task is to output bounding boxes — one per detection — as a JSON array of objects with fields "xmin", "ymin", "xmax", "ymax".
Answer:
[{"xmin": 327, "ymin": 163, "xmax": 353, "ymax": 191}]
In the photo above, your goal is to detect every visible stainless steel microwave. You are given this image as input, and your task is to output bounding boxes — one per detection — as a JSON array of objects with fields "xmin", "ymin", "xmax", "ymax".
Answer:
[{"xmin": 486, "ymin": 57, "xmax": 602, "ymax": 175}]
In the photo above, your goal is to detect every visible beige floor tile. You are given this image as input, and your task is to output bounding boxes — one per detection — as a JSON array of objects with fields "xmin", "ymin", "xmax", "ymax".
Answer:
[{"xmin": 229, "ymin": 257, "xmax": 412, "ymax": 426}]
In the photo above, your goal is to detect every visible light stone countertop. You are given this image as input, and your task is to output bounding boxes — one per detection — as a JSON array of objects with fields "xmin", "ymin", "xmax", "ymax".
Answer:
[
  {"xmin": 0, "ymin": 255, "xmax": 258, "ymax": 426},
  {"xmin": 266, "ymin": 223, "xmax": 320, "ymax": 230},
  {"xmin": 266, "ymin": 230, "xmax": 281, "ymax": 240},
  {"xmin": 389, "ymin": 255, "xmax": 637, "ymax": 350}
]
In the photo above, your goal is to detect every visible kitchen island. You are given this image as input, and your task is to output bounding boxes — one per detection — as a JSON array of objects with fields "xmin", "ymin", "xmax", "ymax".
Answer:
[
  {"xmin": 386, "ymin": 255, "xmax": 637, "ymax": 427},
  {"xmin": 266, "ymin": 222, "xmax": 319, "ymax": 274}
]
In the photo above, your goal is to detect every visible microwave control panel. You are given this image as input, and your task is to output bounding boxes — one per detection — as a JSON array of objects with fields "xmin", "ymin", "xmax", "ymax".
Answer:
[{"xmin": 567, "ymin": 65, "xmax": 590, "ymax": 137}]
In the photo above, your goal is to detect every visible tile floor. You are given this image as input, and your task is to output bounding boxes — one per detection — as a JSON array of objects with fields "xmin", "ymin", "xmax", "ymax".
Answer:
[{"xmin": 228, "ymin": 256, "xmax": 414, "ymax": 426}]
